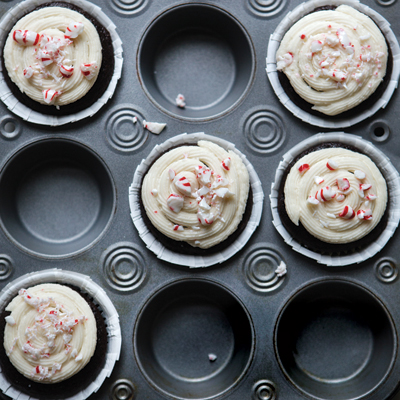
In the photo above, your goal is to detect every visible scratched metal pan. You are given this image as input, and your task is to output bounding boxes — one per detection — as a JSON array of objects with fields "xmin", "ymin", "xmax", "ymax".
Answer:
[{"xmin": 0, "ymin": 0, "xmax": 400, "ymax": 399}]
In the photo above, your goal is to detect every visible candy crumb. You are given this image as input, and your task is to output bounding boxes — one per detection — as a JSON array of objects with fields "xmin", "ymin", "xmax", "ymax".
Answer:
[
  {"xmin": 176, "ymin": 94, "xmax": 186, "ymax": 108},
  {"xmin": 275, "ymin": 261, "xmax": 287, "ymax": 277},
  {"xmin": 133, "ymin": 116, "xmax": 137, "ymax": 124},
  {"xmin": 143, "ymin": 120, "xmax": 166, "ymax": 134},
  {"xmin": 208, "ymin": 353, "xmax": 217, "ymax": 362}
]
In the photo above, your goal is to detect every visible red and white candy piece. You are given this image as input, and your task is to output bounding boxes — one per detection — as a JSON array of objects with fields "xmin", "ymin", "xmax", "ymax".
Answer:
[
  {"xmin": 366, "ymin": 193, "xmax": 377, "ymax": 201},
  {"xmin": 337, "ymin": 178, "xmax": 350, "ymax": 192},
  {"xmin": 199, "ymin": 198, "xmax": 211, "ymax": 210},
  {"xmin": 13, "ymin": 30, "xmax": 39, "ymax": 46},
  {"xmin": 143, "ymin": 120, "xmax": 166, "ymax": 135},
  {"xmin": 326, "ymin": 159, "xmax": 338, "ymax": 170},
  {"xmin": 298, "ymin": 164, "xmax": 310, "ymax": 175},
  {"xmin": 336, "ymin": 194, "xmax": 345, "ymax": 202},
  {"xmin": 339, "ymin": 205, "xmax": 355, "ymax": 219},
  {"xmin": 167, "ymin": 194, "xmax": 184, "ymax": 213},
  {"xmin": 315, "ymin": 176, "xmax": 324, "ymax": 185},
  {"xmin": 360, "ymin": 183, "xmax": 372, "ymax": 191},
  {"xmin": 354, "ymin": 170, "xmax": 366, "ymax": 180},
  {"xmin": 175, "ymin": 94, "xmax": 186, "ymax": 108},
  {"xmin": 197, "ymin": 168, "xmax": 211, "ymax": 185},
  {"xmin": 173, "ymin": 224, "xmax": 184, "ymax": 231},
  {"xmin": 276, "ymin": 52, "xmax": 293, "ymax": 70},
  {"xmin": 357, "ymin": 209, "xmax": 372, "ymax": 220},
  {"xmin": 197, "ymin": 186, "xmax": 210, "ymax": 197},
  {"xmin": 80, "ymin": 62, "xmax": 98, "ymax": 80},
  {"xmin": 311, "ymin": 40, "xmax": 323, "ymax": 53},
  {"xmin": 38, "ymin": 50, "xmax": 53, "ymax": 67},
  {"xmin": 222, "ymin": 158, "xmax": 231, "ymax": 171},
  {"xmin": 42, "ymin": 89, "xmax": 61, "ymax": 104},
  {"xmin": 214, "ymin": 188, "xmax": 234, "ymax": 198},
  {"xmin": 307, "ymin": 196, "xmax": 319, "ymax": 205},
  {"xmin": 315, "ymin": 186, "xmax": 336, "ymax": 202},
  {"xmin": 173, "ymin": 174, "xmax": 192, "ymax": 196},
  {"xmin": 59, "ymin": 65, "xmax": 74, "ymax": 78},
  {"xmin": 197, "ymin": 211, "xmax": 214, "ymax": 225},
  {"xmin": 212, "ymin": 176, "xmax": 229, "ymax": 189},
  {"xmin": 168, "ymin": 169, "xmax": 176, "ymax": 180},
  {"xmin": 64, "ymin": 21, "xmax": 84, "ymax": 39},
  {"xmin": 23, "ymin": 66, "xmax": 34, "ymax": 79}
]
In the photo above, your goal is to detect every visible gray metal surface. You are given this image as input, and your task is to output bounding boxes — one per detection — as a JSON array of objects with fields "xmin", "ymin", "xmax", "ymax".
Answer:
[{"xmin": 0, "ymin": 0, "xmax": 400, "ymax": 399}]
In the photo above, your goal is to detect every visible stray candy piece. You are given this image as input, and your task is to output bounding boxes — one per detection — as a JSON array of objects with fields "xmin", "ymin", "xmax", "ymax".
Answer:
[
  {"xmin": 64, "ymin": 21, "xmax": 84, "ymax": 39},
  {"xmin": 173, "ymin": 224, "xmax": 184, "ymax": 231},
  {"xmin": 59, "ymin": 64, "xmax": 74, "ymax": 78},
  {"xmin": 275, "ymin": 261, "xmax": 287, "ymax": 277},
  {"xmin": 315, "ymin": 176, "xmax": 324, "ymax": 185},
  {"xmin": 167, "ymin": 194, "xmax": 184, "ymax": 213},
  {"xmin": 339, "ymin": 205, "xmax": 355, "ymax": 219},
  {"xmin": 298, "ymin": 164, "xmax": 310, "ymax": 175},
  {"xmin": 222, "ymin": 158, "xmax": 231, "ymax": 171},
  {"xmin": 151, "ymin": 189, "xmax": 158, "ymax": 196},
  {"xmin": 23, "ymin": 66, "xmax": 34, "ymax": 79},
  {"xmin": 366, "ymin": 193, "xmax": 377, "ymax": 201},
  {"xmin": 133, "ymin": 116, "xmax": 137, "ymax": 124},
  {"xmin": 326, "ymin": 159, "xmax": 338, "ymax": 170},
  {"xmin": 80, "ymin": 62, "xmax": 98, "ymax": 80},
  {"xmin": 208, "ymin": 353, "xmax": 217, "ymax": 362},
  {"xmin": 43, "ymin": 89, "xmax": 61, "ymax": 104},
  {"xmin": 13, "ymin": 30, "xmax": 39, "ymax": 46},
  {"xmin": 143, "ymin": 120, "xmax": 166, "ymax": 135},
  {"xmin": 357, "ymin": 209, "xmax": 372, "ymax": 220},
  {"xmin": 176, "ymin": 94, "xmax": 186, "ymax": 108},
  {"xmin": 354, "ymin": 170, "xmax": 366, "ymax": 180}
]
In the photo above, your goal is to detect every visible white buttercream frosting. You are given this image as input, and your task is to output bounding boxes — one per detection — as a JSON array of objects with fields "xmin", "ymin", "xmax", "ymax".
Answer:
[
  {"xmin": 284, "ymin": 147, "xmax": 387, "ymax": 243},
  {"xmin": 3, "ymin": 284, "xmax": 97, "ymax": 383},
  {"xmin": 142, "ymin": 140, "xmax": 250, "ymax": 249},
  {"xmin": 276, "ymin": 5, "xmax": 388, "ymax": 116},
  {"xmin": 4, "ymin": 7, "xmax": 102, "ymax": 106}
]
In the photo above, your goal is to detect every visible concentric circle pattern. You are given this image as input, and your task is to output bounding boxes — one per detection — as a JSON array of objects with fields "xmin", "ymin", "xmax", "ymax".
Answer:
[
  {"xmin": 109, "ymin": 0, "xmax": 148, "ymax": 16},
  {"xmin": 243, "ymin": 243, "xmax": 286, "ymax": 292},
  {"xmin": 375, "ymin": 258, "xmax": 398, "ymax": 283},
  {"xmin": 242, "ymin": 107, "xmax": 286, "ymax": 155},
  {"xmin": 110, "ymin": 379, "xmax": 135, "ymax": 400},
  {"xmin": 0, "ymin": 255, "xmax": 13, "ymax": 280},
  {"xmin": 0, "ymin": 116, "xmax": 21, "ymax": 140},
  {"xmin": 102, "ymin": 242, "xmax": 147, "ymax": 292},
  {"xmin": 247, "ymin": 0, "xmax": 288, "ymax": 18},
  {"xmin": 375, "ymin": 0, "xmax": 397, "ymax": 6},
  {"xmin": 252, "ymin": 380, "xmax": 277, "ymax": 400},
  {"xmin": 106, "ymin": 105, "xmax": 148, "ymax": 153}
]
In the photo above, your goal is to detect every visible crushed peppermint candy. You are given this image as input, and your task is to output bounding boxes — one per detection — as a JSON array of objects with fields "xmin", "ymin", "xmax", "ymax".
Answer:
[
  {"xmin": 208, "ymin": 353, "xmax": 218, "ymax": 362},
  {"xmin": 354, "ymin": 170, "xmax": 366, "ymax": 180},
  {"xmin": 326, "ymin": 159, "xmax": 338, "ymax": 170},
  {"xmin": 143, "ymin": 120, "xmax": 166, "ymax": 134},
  {"xmin": 315, "ymin": 176, "xmax": 324, "ymax": 185},
  {"xmin": 357, "ymin": 209, "xmax": 372, "ymax": 220},
  {"xmin": 277, "ymin": 52, "xmax": 293, "ymax": 70},
  {"xmin": 23, "ymin": 66, "xmax": 34, "ymax": 79},
  {"xmin": 43, "ymin": 89, "xmax": 61, "ymax": 104},
  {"xmin": 339, "ymin": 205, "xmax": 355, "ymax": 219},
  {"xmin": 221, "ymin": 158, "xmax": 231, "ymax": 171},
  {"xmin": 173, "ymin": 224, "xmax": 184, "ymax": 231},
  {"xmin": 175, "ymin": 94, "xmax": 186, "ymax": 108},
  {"xmin": 167, "ymin": 194, "xmax": 184, "ymax": 212},
  {"xmin": 173, "ymin": 174, "xmax": 192, "ymax": 196},
  {"xmin": 80, "ymin": 62, "xmax": 98, "ymax": 80},
  {"xmin": 337, "ymin": 178, "xmax": 350, "ymax": 192},
  {"xmin": 13, "ymin": 30, "xmax": 40, "ymax": 46},
  {"xmin": 307, "ymin": 196, "xmax": 319, "ymax": 205},
  {"xmin": 315, "ymin": 186, "xmax": 336, "ymax": 202},
  {"xmin": 275, "ymin": 261, "xmax": 287, "ymax": 277},
  {"xmin": 298, "ymin": 164, "xmax": 310, "ymax": 175},
  {"xmin": 64, "ymin": 21, "xmax": 84, "ymax": 39}
]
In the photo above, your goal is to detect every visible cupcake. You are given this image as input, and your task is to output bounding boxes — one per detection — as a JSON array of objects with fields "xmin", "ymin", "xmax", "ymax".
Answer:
[
  {"xmin": 130, "ymin": 133, "xmax": 264, "ymax": 268},
  {"xmin": 266, "ymin": 0, "xmax": 400, "ymax": 128},
  {"xmin": 270, "ymin": 133, "xmax": 400, "ymax": 266},
  {"xmin": 0, "ymin": 270, "xmax": 121, "ymax": 399},
  {"xmin": 0, "ymin": 0, "xmax": 123, "ymax": 125}
]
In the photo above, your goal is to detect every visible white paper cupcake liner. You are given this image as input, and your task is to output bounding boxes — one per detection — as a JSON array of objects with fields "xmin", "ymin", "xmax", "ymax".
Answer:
[
  {"xmin": 270, "ymin": 132, "xmax": 400, "ymax": 266},
  {"xmin": 0, "ymin": 0, "xmax": 123, "ymax": 126},
  {"xmin": 266, "ymin": 0, "xmax": 400, "ymax": 128},
  {"xmin": 129, "ymin": 132, "xmax": 264, "ymax": 268},
  {"xmin": 0, "ymin": 269, "xmax": 122, "ymax": 400}
]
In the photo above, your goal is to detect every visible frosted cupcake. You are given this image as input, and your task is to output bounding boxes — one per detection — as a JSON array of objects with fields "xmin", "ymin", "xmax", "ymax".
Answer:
[
  {"xmin": 267, "ymin": 1, "xmax": 400, "ymax": 128},
  {"xmin": 130, "ymin": 133, "xmax": 264, "ymax": 268},
  {"xmin": 270, "ymin": 133, "xmax": 400, "ymax": 266},
  {"xmin": 0, "ymin": 0, "xmax": 123, "ymax": 125},
  {"xmin": 0, "ymin": 270, "xmax": 121, "ymax": 399}
]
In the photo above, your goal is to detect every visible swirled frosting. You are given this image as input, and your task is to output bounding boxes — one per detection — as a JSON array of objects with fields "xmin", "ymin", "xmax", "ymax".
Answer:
[
  {"xmin": 142, "ymin": 140, "xmax": 250, "ymax": 249},
  {"xmin": 284, "ymin": 147, "xmax": 387, "ymax": 244},
  {"xmin": 4, "ymin": 7, "xmax": 102, "ymax": 106},
  {"xmin": 276, "ymin": 5, "xmax": 388, "ymax": 116},
  {"xmin": 3, "ymin": 284, "xmax": 97, "ymax": 383}
]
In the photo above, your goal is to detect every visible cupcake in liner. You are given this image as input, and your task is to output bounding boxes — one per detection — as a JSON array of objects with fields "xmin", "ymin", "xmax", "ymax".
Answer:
[
  {"xmin": 270, "ymin": 132, "xmax": 400, "ymax": 266},
  {"xmin": 266, "ymin": 0, "xmax": 400, "ymax": 128},
  {"xmin": 0, "ymin": 268, "xmax": 121, "ymax": 399},
  {"xmin": 0, "ymin": 0, "xmax": 123, "ymax": 126},
  {"xmin": 129, "ymin": 132, "xmax": 264, "ymax": 268}
]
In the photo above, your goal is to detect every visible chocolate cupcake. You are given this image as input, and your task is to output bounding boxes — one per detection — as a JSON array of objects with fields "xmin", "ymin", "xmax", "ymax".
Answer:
[
  {"xmin": 0, "ymin": 269, "xmax": 121, "ymax": 399},
  {"xmin": 270, "ymin": 132, "xmax": 400, "ymax": 266},
  {"xmin": 129, "ymin": 133, "xmax": 264, "ymax": 268},
  {"xmin": 0, "ymin": 0, "xmax": 123, "ymax": 125},
  {"xmin": 266, "ymin": 0, "xmax": 400, "ymax": 128}
]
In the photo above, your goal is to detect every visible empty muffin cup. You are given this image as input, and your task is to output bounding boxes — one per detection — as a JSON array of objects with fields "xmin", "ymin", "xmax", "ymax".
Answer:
[
  {"xmin": 0, "ymin": 138, "xmax": 115, "ymax": 258},
  {"xmin": 134, "ymin": 279, "xmax": 254, "ymax": 399},
  {"xmin": 275, "ymin": 280, "xmax": 396, "ymax": 400},
  {"xmin": 138, "ymin": 3, "xmax": 255, "ymax": 120}
]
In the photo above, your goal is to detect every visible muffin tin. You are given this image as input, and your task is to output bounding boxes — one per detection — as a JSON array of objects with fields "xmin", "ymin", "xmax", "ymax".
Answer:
[{"xmin": 0, "ymin": 0, "xmax": 400, "ymax": 399}]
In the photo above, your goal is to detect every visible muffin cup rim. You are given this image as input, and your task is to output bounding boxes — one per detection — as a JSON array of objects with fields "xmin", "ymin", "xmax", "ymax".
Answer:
[
  {"xmin": 0, "ymin": 268, "xmax": 122, "ymax": 400},
  {"xmin": 129, "ymin": 132, "xmax": 264, "ymax": 268},
  {"xmin": 270, "ymin": 131, "xmax": 400, "ymax": 266},
  {"xmin": 0, "ymin": 0, "xmax": 123, "ymax": 126},
  {"xmin": 266, "ymin": 0, "xmax": 400, "ymax": 128}
]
